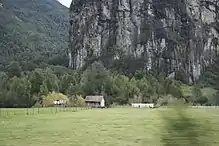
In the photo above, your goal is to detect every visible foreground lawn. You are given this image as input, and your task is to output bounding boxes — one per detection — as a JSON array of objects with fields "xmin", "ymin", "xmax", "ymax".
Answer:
[{"xmin": 1, "ymin": 108, "xmax": 219, "ymax": 146}]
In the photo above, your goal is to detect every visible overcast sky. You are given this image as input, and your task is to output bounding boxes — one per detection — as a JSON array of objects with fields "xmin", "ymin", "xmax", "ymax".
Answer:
[{"xmin": 58, "ymin": 0, "xmax": 71, "ymax": 7}]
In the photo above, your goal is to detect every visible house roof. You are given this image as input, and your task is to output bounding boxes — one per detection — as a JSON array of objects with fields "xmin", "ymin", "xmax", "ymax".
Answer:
[{"xmin": 85, "ymin": 96, "xmax": 104, "ymax": 102}]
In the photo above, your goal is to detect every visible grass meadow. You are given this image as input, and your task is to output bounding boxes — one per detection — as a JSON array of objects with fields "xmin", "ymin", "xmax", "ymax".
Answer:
[{"xmin": 1, "ymin": 107, "xmax": 219, "ymax": 146}]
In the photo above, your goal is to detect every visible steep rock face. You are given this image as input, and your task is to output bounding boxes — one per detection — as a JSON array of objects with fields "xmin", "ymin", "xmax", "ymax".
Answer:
[{"xmin": 69, "ymin": 0, "xmax": 219, "ymax": 82}]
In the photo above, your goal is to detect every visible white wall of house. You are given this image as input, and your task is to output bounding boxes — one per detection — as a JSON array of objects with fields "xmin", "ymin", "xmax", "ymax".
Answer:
[
  {"xmin": 131, "ymin": 103, "xmax": 154, "ymax": 108},
  {"xmin": 100, "ymin": 98, "xmax": 105, "ymax": 107},
  {"xmin": 53, "ymin": 100, "xmax": 66, "ymax": 105}
]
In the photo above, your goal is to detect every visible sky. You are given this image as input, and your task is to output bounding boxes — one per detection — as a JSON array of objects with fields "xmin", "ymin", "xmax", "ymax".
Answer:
[{"xmin": 58, "ymin": 0, "xmax": 71, "ymax": 7}]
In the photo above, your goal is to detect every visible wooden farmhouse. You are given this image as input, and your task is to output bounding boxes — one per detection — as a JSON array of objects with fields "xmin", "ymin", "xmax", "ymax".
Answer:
[{"xmin": 85, "ymin": 96, "xmax": 105, "ymax": 108}]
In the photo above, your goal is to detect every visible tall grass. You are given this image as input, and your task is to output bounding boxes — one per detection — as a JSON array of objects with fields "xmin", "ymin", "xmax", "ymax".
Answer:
[{"xmin": 161, "ymin": 104, "xmax": 211, "ymax": 146}]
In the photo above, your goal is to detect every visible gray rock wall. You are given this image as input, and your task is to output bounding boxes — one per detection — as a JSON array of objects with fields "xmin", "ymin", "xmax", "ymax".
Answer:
[{"xmin": 69, "ymin": 0, "xmax": 219, "ymax": 82}]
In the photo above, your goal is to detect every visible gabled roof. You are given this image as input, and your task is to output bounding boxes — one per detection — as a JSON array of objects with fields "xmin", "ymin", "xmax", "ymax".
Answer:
[{"xmin": 85, "ymin": 96, "xmax": 104, "ymax": 102}]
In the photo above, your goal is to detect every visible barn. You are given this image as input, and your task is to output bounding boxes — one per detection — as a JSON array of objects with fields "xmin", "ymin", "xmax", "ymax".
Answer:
[{"xmin": 85, "ymin": 96, "xmax": 105, "ymax": 108}]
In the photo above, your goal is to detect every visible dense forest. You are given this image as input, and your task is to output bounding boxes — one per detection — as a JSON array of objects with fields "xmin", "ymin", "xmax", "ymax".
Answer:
[
  {"xmin": 0, "ymin": 0, "xmax": 69, "ymax": 70},
  {"xmin": 1, "ymin": 59, "xmax": 219, "ymax": 108},
  {"xmin": 0, "ymin": 0, "xmax": 219, "ymax": 108}
]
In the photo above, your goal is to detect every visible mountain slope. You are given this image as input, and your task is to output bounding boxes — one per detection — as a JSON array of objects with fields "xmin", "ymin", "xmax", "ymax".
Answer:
[
  {"xmin": 69, "ymin": 0, "xmax": 219, "ymax": 82},
  {"xmin": 0, "ymin": 0, "xmax": 69, "ymax": 69}
]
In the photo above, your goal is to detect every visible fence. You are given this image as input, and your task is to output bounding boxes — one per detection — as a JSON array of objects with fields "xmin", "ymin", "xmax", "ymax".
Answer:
[
  {"xmin": 191, "ymin": 106, "xmax": 219, "ymax": 108},
  {"xmin": 0, "ymin": 106, "xmax": 92, "ymax": 117}
]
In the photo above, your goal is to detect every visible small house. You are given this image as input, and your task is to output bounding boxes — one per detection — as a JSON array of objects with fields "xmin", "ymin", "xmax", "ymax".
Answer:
[
  {"xmin": 53, "ymin": 100, "xmax": 67, "ymax": 106},
  {"xmin": 85, "ymin": 96, "xmax": 105, "ymax": 108},
  {"xmin": 131, "ymin": 103, "xmax": 155, "ymax": 108}
]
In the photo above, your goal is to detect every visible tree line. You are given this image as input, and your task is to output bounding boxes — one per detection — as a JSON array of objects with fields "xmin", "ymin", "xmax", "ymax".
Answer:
[{"xmin": 0, "ymin": 60, "xmax": 218, "ymax": 108}]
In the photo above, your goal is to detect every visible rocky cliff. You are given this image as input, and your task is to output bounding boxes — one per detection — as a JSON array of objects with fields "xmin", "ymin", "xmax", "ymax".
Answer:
[{"xmin": 69, "ymin": 0, "xmax": 219, "ymax": 82}]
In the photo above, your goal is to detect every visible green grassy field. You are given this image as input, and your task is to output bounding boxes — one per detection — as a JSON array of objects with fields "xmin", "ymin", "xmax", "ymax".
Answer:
[{"xmin": 1, "ymin": 107, "xmax": 219, "ymax": 146}]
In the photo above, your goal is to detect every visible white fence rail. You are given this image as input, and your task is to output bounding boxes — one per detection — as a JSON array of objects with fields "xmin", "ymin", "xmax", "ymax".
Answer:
[{"xmin": 191, "ymin": 106, "xmax": 219, "ymax": 108}]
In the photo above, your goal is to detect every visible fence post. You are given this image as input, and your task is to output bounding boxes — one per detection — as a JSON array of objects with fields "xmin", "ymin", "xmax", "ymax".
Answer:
[
  {"xmin": 26, "ymin": 108, "xmax": 28, "ymax": 115},
  {"xmin": 0, "ymin": 102, "xmax": 1, "ymax": 117}
]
